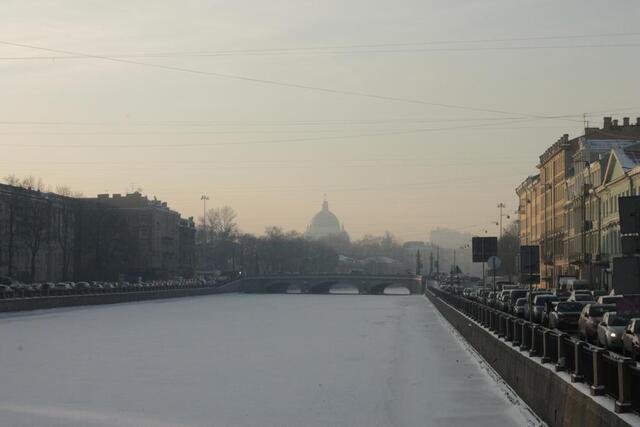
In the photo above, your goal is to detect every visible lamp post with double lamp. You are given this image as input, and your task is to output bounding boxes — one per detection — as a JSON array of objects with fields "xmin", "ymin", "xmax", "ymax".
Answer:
[
  {"xmin": 497, "ymin": 202, "xmax": 510, "ymax": 239},
  {"xmin": 589, "ymin": 187, "xmax": 607, "ymax": 290},
  {"xmin": 200, "ymin": 195, "xmax": 210, "ymax": 243}
]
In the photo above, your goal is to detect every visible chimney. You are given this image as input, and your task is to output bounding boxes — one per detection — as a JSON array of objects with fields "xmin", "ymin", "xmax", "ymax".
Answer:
[
  {"xmin": 623, "ymin": 117, "xmax": 630, "ymax": 126},
  {"xmin": 613, "ymin": 119, "xmax": 619, "ymax": 127},
  {"xmin": 603, "ymin": 117, "xmax": 612, "ymax": 129},
  {"xmin": 636, "ymin": 117, "xmax": 640, "ymax": 126}
]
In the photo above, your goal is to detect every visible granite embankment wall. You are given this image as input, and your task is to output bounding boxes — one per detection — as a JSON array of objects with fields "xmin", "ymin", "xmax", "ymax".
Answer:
[
  {"xmin": 426, "ymin": 289, "xmax": 635, "ymax": 427},
  {"xmin": 0, "ymin": 281, "xmax": 241, "ymax": 313}
]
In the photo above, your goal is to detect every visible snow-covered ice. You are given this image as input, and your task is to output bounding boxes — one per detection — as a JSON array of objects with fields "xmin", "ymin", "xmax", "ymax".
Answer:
[{"xmin": 0, "ymin": 294, "xmax": 535, "ymax": 426}]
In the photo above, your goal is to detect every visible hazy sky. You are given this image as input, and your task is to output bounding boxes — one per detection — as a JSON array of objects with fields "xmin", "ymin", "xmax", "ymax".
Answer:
[{"xmin": 2, "ymin": 0, "xmax": 640, "ymax": 240}]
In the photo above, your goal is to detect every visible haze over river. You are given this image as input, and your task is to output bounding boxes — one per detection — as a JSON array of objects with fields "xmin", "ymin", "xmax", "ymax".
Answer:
[{"xmin": 0, "ymin": 294, "xmax": 534, "ymax": 426}]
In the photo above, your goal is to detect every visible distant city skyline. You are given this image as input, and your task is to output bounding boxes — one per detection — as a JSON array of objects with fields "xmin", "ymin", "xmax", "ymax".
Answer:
[{"xmin": 3, "ymin": 0, "xmax": 639, "ymax": 240}]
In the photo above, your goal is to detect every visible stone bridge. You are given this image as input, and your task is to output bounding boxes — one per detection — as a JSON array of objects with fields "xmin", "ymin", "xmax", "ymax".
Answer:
[{"xmin": 238, "ymin": 274, "xmax": 424, "ymax": 295}]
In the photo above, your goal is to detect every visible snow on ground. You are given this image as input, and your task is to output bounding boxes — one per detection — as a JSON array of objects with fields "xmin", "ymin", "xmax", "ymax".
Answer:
[{"xmin": 0, "ymin": 294, "xmax": 535, "ymax": 426}]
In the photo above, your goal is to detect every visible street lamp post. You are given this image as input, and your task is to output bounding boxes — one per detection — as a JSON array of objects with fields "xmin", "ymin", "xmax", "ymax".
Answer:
[
  {"xmin": 200, "ymin": 195, "xmax": 210, "ymax": 243},
  {"xmin": 497, "ymin": 202, "xmax": 506, "ymax": 239}
]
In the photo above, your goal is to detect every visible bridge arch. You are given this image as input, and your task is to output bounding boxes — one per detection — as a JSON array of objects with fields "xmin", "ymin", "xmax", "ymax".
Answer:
[
  {"xmin": 265, "ymin": 282, "xmax": 293, "ymax": 293},
  {"xmin": 309, "ymin": 281, "xmax": 339, "ymax": 294},
  {"xmin": 368, "ymin": 282, "xmax": 411, "ymax": 295},
  {"xmin": 328, "ymin": 282, "xmax": 360, "ymax": 294}
]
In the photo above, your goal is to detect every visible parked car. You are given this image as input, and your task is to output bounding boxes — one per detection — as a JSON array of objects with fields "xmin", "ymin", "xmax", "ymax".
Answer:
[
  {"xmin": 553, "ymin": 289, "xmax": 571, "ymax": 300},
  {"xmin": 548, "ymin": 302, "xmax": 583, "ymax": 331},
  {"xmin": 11, "ymin": 284, "xmax": 38, "ymax": 297},
  {"xmin": 513, "ymin": 298, "xmax": 526, "ymax": 317},
  {"xmin": 622, "ymin": 318, "xmax": 640, "ymax": 360},
  {"xmin": 568, "ymin": 292, "xmax": 596, "ymax": 305},
  {"xmin": 40, "ymin": 282, "xmax": 56, "ymax": 294},
  {"xmin": 524, "ymin": 291, "xmax": 551, "ymax": 320},
  {"xmin": 90, "ymin": 283, "xmax": 104, "ymax": 291},
  {"xmin": 592, "ymin": 290, "xmax": 608, "ymax": 299},
  {"xmin": 578, "ymin": 304, "xmax": 615, "ymax": 342},
  {"xmin": 53, "ymin": 283, "xmax": 73, "ymax": 294},
  {"xmin": 566, "ymin": 279, "xmax": 590, "ymax": 293},
  {"xmin": 506, "ymin": 289, "xmax": 528, "ymax": 313},
  {"xmin": 497, "ymin": 291, "xmax": 511, "ymax": 312},
  {"xmin": 597, "ymin": 295, "xmax": 623, "ymax": 305},
  {"xmin": 486, "ymin": 292, "xmax": 497, "ymax": 308},
  {"xmin": 75, "ymin": 282, "xmax": 91, "ymax": 292},
  {"xmin": 0, "ymin": 284, "xmax": 15, "ymax": 298},
  {"xmin": 531, "ymin": 295, "xmax": 559, "ymax": 323},
  {"xmin": 597, "ymin": 312, "xmax": 628, "ymax": 349}
]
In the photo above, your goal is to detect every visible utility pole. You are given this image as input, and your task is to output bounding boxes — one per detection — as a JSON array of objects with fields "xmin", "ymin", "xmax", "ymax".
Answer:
[
  {"xmin": 429, "ymin": 251, "xmax": 434, "ymax": 277},
  {"xmin": 453, "ymin": 248, "xmax": 458, "ymax": 284},
  {"xmin": 200, "ymin": 195, "xmax": 209, "ymax": 243}
]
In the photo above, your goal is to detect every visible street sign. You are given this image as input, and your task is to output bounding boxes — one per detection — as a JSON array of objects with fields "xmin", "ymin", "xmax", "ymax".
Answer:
[
  {"xmin": 519, "ymin": 245, "xmax": 540, "ymax": 274},
  {"xmin": 612, "ymin": 257, "xmax": 640, "ymax": 295},
  {"xmin": 619, "ymin": 196, "xmax": 640, "ymax": 234},
  {"xmin": 487, "ymin": 256, "xmax": 501, "ymax": 271},
  {"xmin": 472, "ymin": 237, "xmax": 498, "ymax": 263},
  {"xmin": 621, "ymin": 235, "xmax": 640, "ymax": 254}
]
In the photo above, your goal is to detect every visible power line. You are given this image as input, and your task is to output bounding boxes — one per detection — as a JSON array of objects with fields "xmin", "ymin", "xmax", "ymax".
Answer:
[
  {"xmin": 0, "ymin": 117, "xmax": 541, "ymax": 148},
  {"xmin": 0, "ymin": 39, "xmax": 576, "ymax": 120},
  {"xmin": 0, "ymin": 43, "xmax": 637, "ymax": 60},
  {"xmin": 3, "ymin": 42, "xmax": 640, "ymax": 59},
  {"xmin": 2, "ymin": 31, "xmax": 640, "ymax": 59},
  {"xmin": 0, "ymin": 116, "xmax": 536, "ymax": 126}
]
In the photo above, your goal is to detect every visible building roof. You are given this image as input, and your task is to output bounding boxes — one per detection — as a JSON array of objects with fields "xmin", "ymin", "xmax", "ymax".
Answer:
[{"xmin": 602, "ymin": 142, "xmax": 640, "ymax": 186}]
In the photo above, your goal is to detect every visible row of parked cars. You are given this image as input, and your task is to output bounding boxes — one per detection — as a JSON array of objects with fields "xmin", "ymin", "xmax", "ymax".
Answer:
[
  {"xmin": 453, "ymin": 284, "xmax": 640, "ymax": 360},
  {"xmin": 0, "ymin": 277, "xmax": 222, "ymax": 299}
]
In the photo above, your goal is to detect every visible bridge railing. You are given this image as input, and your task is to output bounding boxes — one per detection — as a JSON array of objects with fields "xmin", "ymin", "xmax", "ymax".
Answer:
[{"xmin": 427, "ymin": 284, "xmax": 640, "ymax": 415}]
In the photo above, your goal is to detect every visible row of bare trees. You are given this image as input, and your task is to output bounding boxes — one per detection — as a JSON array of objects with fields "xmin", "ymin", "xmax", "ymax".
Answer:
[{"xmin": 196, "ymin": 206, "xmax": 414, "ymax": 275}]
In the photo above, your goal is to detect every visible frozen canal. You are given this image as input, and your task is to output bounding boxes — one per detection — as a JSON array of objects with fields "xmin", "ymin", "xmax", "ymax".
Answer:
[{"xmin": 0, "ymin": 295, "xmax": 535, "ymax": 426}]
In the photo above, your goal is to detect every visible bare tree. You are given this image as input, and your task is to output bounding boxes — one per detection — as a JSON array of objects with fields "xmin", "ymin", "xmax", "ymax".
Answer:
[
  {"xmin": 55, "ymin": 185, "xmax": 73, "ymax": 196},
  {"xmin": 18, "ymin": 196, "xmax": 51, "ymax": 282},
  {"xmin": 20, "ymin": 176, "xmax": 46, "ymax": 192},
  {"xmin": 53, "ymin": 186, "xmax": 76, "ymax": 280},
  {"xmin": 4, "ymin": 174, "xmax": 20, "ymax": 186},
  {"xmin": 206, "ymin": 206, "xmax": 239, "ymax": 241}
]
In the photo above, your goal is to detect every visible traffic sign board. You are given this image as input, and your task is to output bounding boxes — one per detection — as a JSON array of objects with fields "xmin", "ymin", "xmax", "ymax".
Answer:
[{"xmin": 487, "ymin": 256, "xmax": 501, "ymax": 271}]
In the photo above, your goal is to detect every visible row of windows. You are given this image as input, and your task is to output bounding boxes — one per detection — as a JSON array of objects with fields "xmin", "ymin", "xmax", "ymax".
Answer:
[{"xmin": 603, "ymin": 188, "xmax": 638, "ymax": 218}]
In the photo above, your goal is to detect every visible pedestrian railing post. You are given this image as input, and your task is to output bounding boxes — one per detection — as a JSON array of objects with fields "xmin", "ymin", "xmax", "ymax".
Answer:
[
  {"xmin": 541, "ymin": 330, "xmax": 552, "ymax": 363},
  {"xmin": 590, "ymin": 348, "xmax": 605, "ymax": 396},
  {"xmin": 519, "ymin": 322, "xmax": 530, "ymax": 351},
  {"xmin": 529, "ymin": 325, "xmax": 540, "ymax": 357},
  {"xmin": 512, "ymin": 320, "xmax": 521, "ymax": 346},
  {"xmin": 615, "ymin": 357, "xmax": 633, "ymax": 413},
  {"xmin": 489, "ymin": 310, "xmax": 498, "ymax": 332},
  {"xmin": 571, "ymin": 341, "xmax": 585, "ymax": 383},
  {"xmin": 555, "ymin": 332, "xmax": 567, "ymax": 372}
]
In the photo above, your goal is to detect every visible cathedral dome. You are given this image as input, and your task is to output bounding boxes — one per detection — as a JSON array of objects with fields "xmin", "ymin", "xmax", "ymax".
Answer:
[
  {"xmin": 311, "ymin": 201, "xmax": 340, "ymax": 230},
  {"xmin": 305, "ymin": 199, "xmax": 348, "ymax": 240}
]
